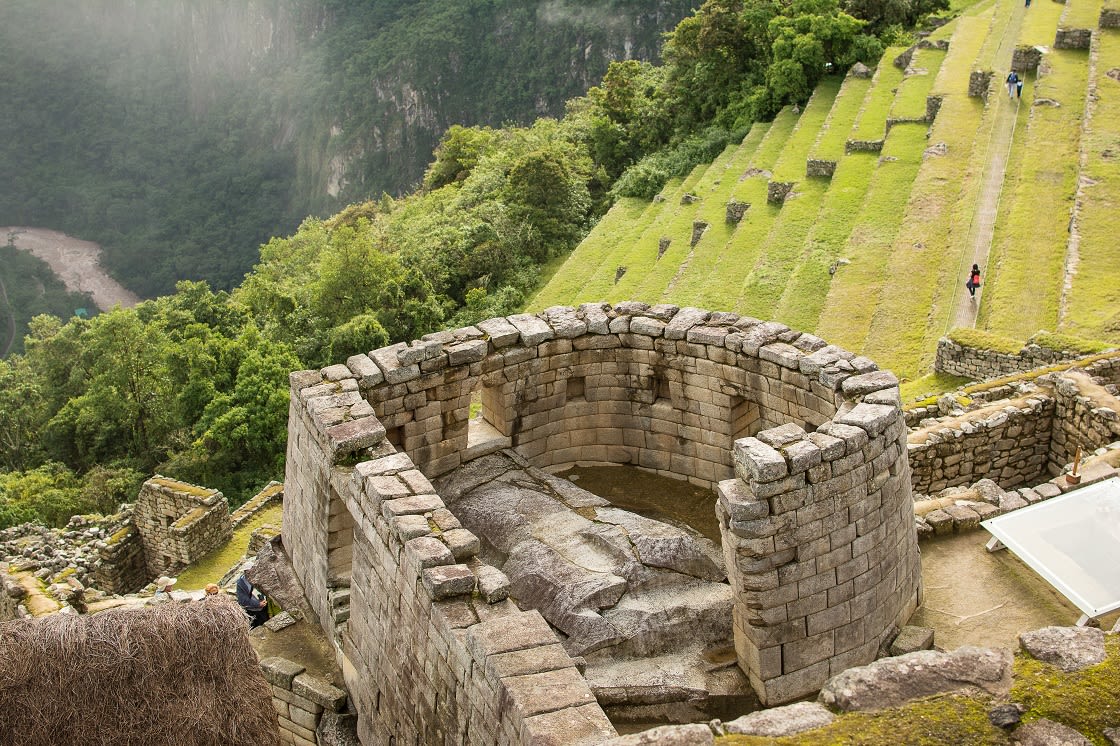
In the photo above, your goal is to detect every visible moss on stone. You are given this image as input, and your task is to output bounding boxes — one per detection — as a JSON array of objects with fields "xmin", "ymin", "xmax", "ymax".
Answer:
[
  {"xmin": 947, "ymin": 327, "xmax": 1023, "ymax": 355},
  {"xmin": 174, "ymin": 503, "xmax": 283, "ymax": 590},
  {"xmin": 1012, "ymin": 636, "xmax": 1120, "ymax": 745},
  {"xmin": 106, "ymin": 524, "xmax": 133, "ymax": 546},
  {"xmin": 717, "ymin": 695, "xmax": 1005, "ymax": 745},
  {"xmin": 150, "ymin": 477, "xmax": 215, "ymax": 498},
  {"xmin": 1028, "ymin": 331, "xmax": 1113, "ymax": 355}
]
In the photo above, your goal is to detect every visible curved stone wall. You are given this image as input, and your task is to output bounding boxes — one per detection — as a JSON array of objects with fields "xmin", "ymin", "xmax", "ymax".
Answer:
[{"xmin": 283, "ymin": 302, "xmax": 922, "ymax": 738}]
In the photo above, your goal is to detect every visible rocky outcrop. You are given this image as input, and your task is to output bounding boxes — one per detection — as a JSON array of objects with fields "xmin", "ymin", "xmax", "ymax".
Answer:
[
  {"xmin": 818, "ymin": 647, "xmax": 1013, "ymax": 711},
  {"xmin": 722, "ymin": 701, "xmax": 835, "ymax": 737},
  {"xmin": 1019, "ymin": 626, "xmax": 1106, "ymax": 671}
]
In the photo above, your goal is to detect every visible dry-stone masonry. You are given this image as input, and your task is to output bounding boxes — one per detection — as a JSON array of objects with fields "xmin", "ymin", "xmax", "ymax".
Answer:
[
  {"xmin": 933, "ymin": 336, "xmax": 1109, "ymax": 379},
  {"xmin": 767, "ymin": 181, "xmax": 795, "ymax": 204},
  {"xmin": 283, "ymin": 303, "xmax": 921, "ymax": 739},
  {"xmin": 93, "ymin": 510, "xmax": 149, "ymax": 594},
  {"xmin": 260, "ymin": 655, "xmax": 349, "ymax": 746},
  {"xmin": 1012, "ymin": 45, "xmax": 1043, "ymax": 72},
  {"xmin": 726, "ymin": 200, "xmax": 750, "ymax": 223},
  {"xmin": 133, "ymin": 476, "xmax": 232, "ymax": 578},
  {"xmin": 806, "ymin": 159, "xmax": 837, "ymax": 178},
  {"xmin": 1055, "ymin": 27, "xmax": 1093, "ymax": 49},
  {"xmin": 1101, "ymin": 7, "xmax": 1120, "ymax": 27},
  {"xmin": 969, "ymin": 70, "xmax": 993, "ymax": 98}
]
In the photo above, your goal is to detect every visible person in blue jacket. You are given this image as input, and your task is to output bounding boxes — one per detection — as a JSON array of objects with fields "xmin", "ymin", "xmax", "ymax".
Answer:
[{"xmin": 236, "ymin": 573, "xmax": 270, "ymax": 628}]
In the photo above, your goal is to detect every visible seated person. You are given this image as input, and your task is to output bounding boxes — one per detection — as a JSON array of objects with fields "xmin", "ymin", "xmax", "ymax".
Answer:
[
  {"xmin": 151, "ymin": 576, "xmax": 177, "ymax": 604},
  {"xmin": 236, "ymin": 573, "xmax": 270, "ymax": 628}
]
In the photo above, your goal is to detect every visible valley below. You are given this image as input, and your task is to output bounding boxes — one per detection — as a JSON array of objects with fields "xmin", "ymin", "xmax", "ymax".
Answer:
[{"xmin": 3, "ymin": 227, "xmax": 140, "ymax": 311}]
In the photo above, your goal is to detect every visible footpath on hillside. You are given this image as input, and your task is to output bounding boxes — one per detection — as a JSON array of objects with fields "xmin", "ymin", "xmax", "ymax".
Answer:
[{"xmin": 949, "ymin": 3, "xmax": 1028, "ymax": 330}]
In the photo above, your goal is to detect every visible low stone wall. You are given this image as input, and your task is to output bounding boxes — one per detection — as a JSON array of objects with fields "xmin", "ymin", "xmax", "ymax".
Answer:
[
  {"xmin": 845, "ymin": 139, "xmax": 884, "ymax": 154},
  {"xmin": 0, "ymin": 567, "xmax": 24, "ymax": 622},
  {"xmin": 806, "ymin": 159, "xmax": 836, "ymax": 178},
  {"xmin": 1048, "ymin": 371, "xmax": 1120, "ymax": 473},
  {"xmin": 134, "ymin": 477, "xmax": 232, "ymax": 577},
  {"xmin": 1055, "ymin": 27, "xmax": 1093, "ymax": 49},
  {"xmin": 93, "ymin": 515, "xmax": 148, "ymax": 595},
  {"xmin": 968, "ymin": 69, "xmax": 992, "ymax": 98},
  {"xmin": 259, "ymin": 656, "xmax": 349, "ymax": 746},
  {"xmin": 907, "ymin": 395, "xmax": 1055, "ymax": 493},
  {"xmin": 934, "ymin": 336, "xmax": 1091, "ymax": 379},
  {"xmin": 1012, "ymin": 45, "xmax": 1043, "ymax": 73},
  {"xmin": 231, "ymin": 482, "xmax": 284, "ymax": 529},
  {"xmin": 1101, "ymin": 7, "xmax": 1120, "ymax": 27},
  {"xmin": 767, "ymin": 181, "xmax": 794, "ymax": 204}
]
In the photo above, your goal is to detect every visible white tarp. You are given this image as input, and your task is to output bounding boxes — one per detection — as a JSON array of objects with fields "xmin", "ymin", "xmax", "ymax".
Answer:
[{"xmin": 982, "ymin": 476, "xmax": 1120, "ymax": 621}]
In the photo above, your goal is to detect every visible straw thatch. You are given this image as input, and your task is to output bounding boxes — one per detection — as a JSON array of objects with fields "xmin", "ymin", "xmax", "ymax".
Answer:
[{"xmin": 0, "ymin": 597, "xmax": 280, "ymax": 746}]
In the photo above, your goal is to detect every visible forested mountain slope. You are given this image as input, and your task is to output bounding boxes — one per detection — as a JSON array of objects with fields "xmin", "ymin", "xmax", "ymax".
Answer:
[{"xmin": 0, "ymin": 0, "xmax": 694, "ymax": 297}]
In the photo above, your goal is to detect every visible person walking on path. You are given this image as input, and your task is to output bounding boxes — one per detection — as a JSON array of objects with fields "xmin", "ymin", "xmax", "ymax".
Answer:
[
  {"xmin": 1006, "ymin": 71, "xmax": 1019, "ymax": 99},
  {"xmin": 966, "ymin": 264, "xmax": 982, "ymax": 299},
  {"xmin": 1016, "ymin": 78, "xmax": 1024, "ymax": 98}
]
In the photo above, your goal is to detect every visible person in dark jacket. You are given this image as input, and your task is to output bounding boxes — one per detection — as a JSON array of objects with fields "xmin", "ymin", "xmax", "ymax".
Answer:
[
  {"xmin": 236, "ymin": 573, "xmax": 270, "ymax": 628},
  {"xmin": 966, "ymin": 264, "xmax": 982, "ymax": 298}
]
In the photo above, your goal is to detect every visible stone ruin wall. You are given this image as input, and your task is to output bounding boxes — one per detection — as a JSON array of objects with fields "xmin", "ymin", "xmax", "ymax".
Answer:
[
  {"xmin": 933, "ymin": 336, "xmax": 1097, "ymax": 380},
  {"xmin": 93, "ymin": 514, "xmax": 149, "ymax": 595},
  {"xmin": 133, "ymin": 477, "xmax": 233, "ymax": 578},
  {"xmin": 284, "ymin": 366, "xmax": 614, "ymax": 745},
  {"xmin": 0, "ymin": 569, "xmax": 22, "ymax": 622},
  {"xmin": 283, "ymin": 302, "xmax": 922, "ymax": 739},
  {"xmin": 906, "ymin": 355, "xmax": 1120, "ymax": 494}
]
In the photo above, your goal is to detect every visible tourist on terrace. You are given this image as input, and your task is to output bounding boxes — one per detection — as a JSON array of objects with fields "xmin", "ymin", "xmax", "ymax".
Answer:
[
  {"xmin": 967, "ymin": 264, "xmax": 982, "ymax": 299},
  {"xmin": 1006, "ymin": 71, "xmax": 1019, "ymax": 99}
]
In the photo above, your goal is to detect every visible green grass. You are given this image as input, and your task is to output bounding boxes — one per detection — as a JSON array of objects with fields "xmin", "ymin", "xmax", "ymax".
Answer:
[
  {"xmin": 851, "ymin": 48, "xmax": 909, "ymax": 141},
  {"xmin": 1063, "ymin": 27, "xmax": 1120, "ymax": 342},
  {"xmin": 1020, "ymin": 0, "xmax": 1069, "ymax": 45},
  {"xmin": 890, "ymin": 48, "xmax": 948, "ymax": 120},
  {"xmin": 667, "ymin": 110, "xmax": 799, "ymax": 307},
  {"xmin": 529, "ymin": 196, "xmax": 654, "ymax": 309},
  {"xmin": 813, "ymin": 124, "xmax": 930, "ymax": 354},
  {"xmin": 900, "ymin": 371, "xmax": 974, "ymax": 403},
  {"xmin": 809, "ymin": 72, "xmax": 875, "ymax": 163},
  {"xmin": 855, "ymin": 10, "xmax": 999, "ymax": 376},
  {"xmin": 980, "ymin": 48, "xmax": 1088, "ymax": 340},
  {"xmin": 174, "ymin": 503, "xmax": 282, "ymax": 590},
  {"xmin": 1062, "ymin": 0, "xmax": 1103, "ymax": 30},
  {"xmin": 949, "ymin": 326, "xmax": 1024, "ymax": 353}
]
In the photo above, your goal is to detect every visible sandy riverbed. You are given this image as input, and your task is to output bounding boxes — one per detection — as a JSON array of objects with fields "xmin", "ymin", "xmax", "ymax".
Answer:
[{"xmin": 3, "ymin": 226, "xmax": 141, "ymax": 311}]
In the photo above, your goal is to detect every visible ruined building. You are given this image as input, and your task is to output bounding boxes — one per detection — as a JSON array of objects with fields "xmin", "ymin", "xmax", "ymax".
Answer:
[{"xmin": 283, "ymin": 303, "xmax": 922, "ymax": 744}]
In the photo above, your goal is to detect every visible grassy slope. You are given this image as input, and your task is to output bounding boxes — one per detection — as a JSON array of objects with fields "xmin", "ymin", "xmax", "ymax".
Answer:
[
  {"xmin": 775, "ymin": 70, "xmax": 881, "ymax": 329},
  {"xmin": 676, "ymin": 109, "xmax": 801, "ymax": 309},
  {"xmin": 979, "ymin": 0, "xmax": 1089, "ymax": 340},
  {"xmin": 859, "ymin": 9, "xmax": 1002, "ymax": 376},
  {"xmin": 529, "ymin": 196, "xmax": 661, "ymax": 308},
  {"xmin": 1062, "ymin": 27, "xmax": 1120, "ymax": 341},
  {"xmin": 811, "ymin": 48, "xmax": 924, "ymax": 352},
  {"xmin": 730, "ymin": 78, "xmax": 844, "ymax": 317},
  {"xmin": 653, "ymin": 121, "xmax": 774, "ymax": 304}
]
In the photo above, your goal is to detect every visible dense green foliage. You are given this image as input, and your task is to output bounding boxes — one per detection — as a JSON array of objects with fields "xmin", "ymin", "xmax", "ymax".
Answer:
[
  {"xmin": 0, "ymin": 243, "xmax": 95, "ymax": 357},
  {"xmin": 0, "ymin": 0, "xmax": 946, "ymax": 529}
]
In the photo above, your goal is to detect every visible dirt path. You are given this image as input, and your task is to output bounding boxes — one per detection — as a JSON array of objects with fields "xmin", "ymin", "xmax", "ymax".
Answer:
[
  {"xmin": 3, "ymin": 227, "xmax": 141, "ymax": 312},
  {"xmin": 949, "ymin": 5, "xmax": 1027, "ymax": 330}
]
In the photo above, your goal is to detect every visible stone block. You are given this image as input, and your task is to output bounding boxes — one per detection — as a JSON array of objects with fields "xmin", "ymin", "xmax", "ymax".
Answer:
[
  {"xmin": 475, "ymin": 564, "xmax": 511, "ymax": 603},
  {"xmin": 292, "ymin": 674, "xmax": 348, "ymax": 712},
  {"xmin": 467, "ymin": 610, "xmax": 558, "ymax": 657},
  {"xmin": 260, "ymin": 656, "xmax": 307, "ymax": 688},
  {"xmin": 404, "ymin": 536, "xmax": 454, "ymax": 569},
  {"xmin": 733, "ymin": 438, "xmax": 789, "ymax": 483},
  {"xmin": 508, "ymin": 313, "xmax": 555, "ymax": 346},
  {"xmin": 889, "ymin": 626, "xmax": 935, "ymax": 656},
  {"xmin": 422, "ymin": 564, "xmax": 476, "ymax": 599},
  {"xmin": 500, "ymin": 667, "xmax": 598, "ymax": 717},
  {"xmin": 477, "ymin": 317, "xmax": 521, "ymax": 347},
  {"xmin": 442, "ymin": 528, "xmax": 480, "ymax": 560},
  {"xmin": 520, "ymin": 703, "xmax": 617, "ymax": 746},
  {"xmin": 382, "ymin": 494, "xmax": 444, "ymax": 519}
]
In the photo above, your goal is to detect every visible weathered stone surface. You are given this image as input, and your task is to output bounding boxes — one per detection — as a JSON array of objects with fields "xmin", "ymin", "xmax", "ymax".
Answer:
[
  {"xmin": 889, "ymin": 626, "xmax": 935, "ymax": 656},
  {"xmin": 475, "ymin": 564, "xmax": 511, "ymax": 603},
  {"xmin": 522, "ymin": 703, "xmax": 618, "ymax": 746},
  {"xmin": 723, "ymin": 701, "xmax": 835, "ymax": 737},
  {"xmin": 245, "ymin": 539, "xmax": 314, "ymax": 621},
  {"xmin": 734, "ymin": 438, "xmax": 789, "ymax": 483},
  {"xmin": 508, "ymin": 313, "xmax": 555, "ymax": 346},
  {"xmin": 422, "ymin": 564, "xmax": 476, "ymax": 599},
  {"xmin": 841, "ymin": 370, "xmax": 899, "ymax": 397},
  {"xmin": 988, "ymin": 703, "xmax": 1024, "ymax": 729},
  {"xmin": 601, "ymin": 724, "xmax": 714, "ymax": 745},
  {"xmin": 819, "ymin": 647, "xmax": 1013, "ymax": 711},
  {"xmin": 1012, "ymin": 719, "xmax": 1093, "ymax": 746},
  {"xmin": 316, "ymin": 711, "xmax": 361, "ymax": 746},
  {"xmin": 665, "ymin": 307, "xmax": 710, "ymax": 340},
  {"xmin": 1019, "ymin": 626, "xmax": 1106, "ymax": 671},
  {"xmin": 292, "ymin": 673, "xmax": 348, "ymax": 711},
  {"xmin": 260, "ymin": 656, "xmax": 306, "ymax": 688},
  {"xmin": 593, "ymin": 507, "xmax": 725, "ymax": 581}
]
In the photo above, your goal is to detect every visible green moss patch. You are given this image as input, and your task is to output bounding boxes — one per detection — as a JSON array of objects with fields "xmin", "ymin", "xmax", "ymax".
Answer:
[
  {"xmin": 717, "ymin": 695, "xmax": 1005, "ymax": 745},
  {"xmin": 1013, "ymin": 636, "xmax": 1120, "ymax": 744},
  {"xmin": 948, "ymin": 327, "xmax": 1024, "ymax": 354}
]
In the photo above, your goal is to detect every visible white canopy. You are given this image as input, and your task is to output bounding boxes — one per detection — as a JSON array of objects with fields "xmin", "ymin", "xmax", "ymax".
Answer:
[{"xmin": 982, "ymin": 476, "xmax": 1120, "ymax": 624}]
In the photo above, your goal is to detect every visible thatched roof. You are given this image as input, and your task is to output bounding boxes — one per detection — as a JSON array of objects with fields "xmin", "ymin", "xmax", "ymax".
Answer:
[{"xmin": 0, "ymin": 597, "xmax": 280, "ymax": 746}]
